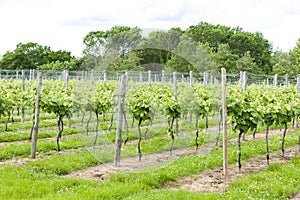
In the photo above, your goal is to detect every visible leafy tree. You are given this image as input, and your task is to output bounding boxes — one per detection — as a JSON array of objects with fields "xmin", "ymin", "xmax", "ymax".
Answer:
[
  {"xmin": 137, "ymin": 29, "xmax": 183, "ymax": 70},
  {"xmin": 289, "ymin": 38, "xmax": 300, "ymax": 74},
  {"xmin": 228, "ymin": 31, "xmax": 272, "ymax": 74},
  {"xmin": 212, "ymin": 43, "xmax": 238, "ymax": 72},
  {"xmin": 167, "ymin": 35, "xmax": 217, "ymax": 73},
  {"xmin": 82, "ymin": 26, "xmax": 142, "ymax": 70},
  {"xmin": 0, "ymin": 42, "xmax": 75, "ymax": 70},
  {"xmin": 185, "ymin": 22, "xmax": 234, "ymax": 52},
  {"xmin": 271, "ymin": 51, "xmax": 293, "ymax": 75},
  {"xmin": 37, "ymin": 59, "xmax": 82, "ymax": 70},
  {"xmin": 236, "ymin": 51, "xmax": 260, "ymax": 74}
]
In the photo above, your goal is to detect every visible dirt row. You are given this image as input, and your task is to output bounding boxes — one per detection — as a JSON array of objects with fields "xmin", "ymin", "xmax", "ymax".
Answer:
[
  {"xmin": 63, "ymin": 128, "xmax": 292, "ymax": 181},
  {"xmin": 162, "ymin": 145, "xmax": 299, "ymax": 193}
]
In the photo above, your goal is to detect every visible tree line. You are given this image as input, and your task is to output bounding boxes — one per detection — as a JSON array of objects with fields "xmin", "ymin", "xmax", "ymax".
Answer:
[{"xmin": 1, "ymin": 22, "xmax": 300, "ymax": 75}]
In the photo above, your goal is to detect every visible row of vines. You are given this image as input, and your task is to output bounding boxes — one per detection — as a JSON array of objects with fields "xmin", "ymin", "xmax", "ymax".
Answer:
[{"xmin": 0, "ymin": 75, "xmax": 299, "ymax": 169}]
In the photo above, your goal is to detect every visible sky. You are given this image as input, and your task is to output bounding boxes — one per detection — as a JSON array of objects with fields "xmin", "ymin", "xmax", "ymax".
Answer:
[{"xmin": 0, "ymin": 0, "xmax": 300, "ymax": 57}]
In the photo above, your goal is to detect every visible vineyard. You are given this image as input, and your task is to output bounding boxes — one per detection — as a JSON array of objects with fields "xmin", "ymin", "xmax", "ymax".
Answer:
[{"xmin": 0, "ymin": 70, "xmax": 299, "ymax": 200}]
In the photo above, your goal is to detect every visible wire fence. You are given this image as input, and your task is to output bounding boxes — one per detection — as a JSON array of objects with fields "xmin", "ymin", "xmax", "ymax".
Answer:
[{"xmin": 0, "ymin": 69, "xmax": 299, "ymax": 87}]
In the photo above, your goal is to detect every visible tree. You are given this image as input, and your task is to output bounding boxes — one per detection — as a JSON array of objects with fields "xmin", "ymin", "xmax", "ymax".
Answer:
[
  {"xmin": 228, "ymin": 31, "xmax": 272, "ymax": 74},
  {"xmin": 82, "ymin": 26, "xmax": 142, "ymax": 70},
  {"xmin": 271, "ymin": 51, "xmax": 294, "ymax": 75},
  {"xmin": 0, "ymin": 42, "xmax": 75, "ymax": 70},
  {"xmin": 166, "ymin": 35, "xmax": 217, "ymax": 73},
  {"xmin": 213, "ymin": 43, "xmax": 238, "ymax": 73},
  {"xmin": 289, "ymin": 38, "xmax": 300, "ymax": 75},
  {"xmin": 137, "ymin": 29, "xmax": 183, "ymax": 70},
  {"xmin": 185, "ymin": 22, "xmax": 234, "ymax": 52},
  {"xmin": 236, "ymin": 51, "xmax": 260, "ymax": 74}
]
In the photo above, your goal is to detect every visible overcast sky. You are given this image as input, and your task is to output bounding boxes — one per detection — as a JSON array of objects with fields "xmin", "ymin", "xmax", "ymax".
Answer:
[{"xmin": 0, "ymin": 0, "xmax": 299, "ymax": 57}]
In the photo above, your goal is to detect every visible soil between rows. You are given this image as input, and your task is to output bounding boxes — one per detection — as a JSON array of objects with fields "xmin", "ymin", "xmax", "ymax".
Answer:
[
  {"xmin": 63, "ymin": 128, "xmax": 291, "ymax": 182},
  {"xmin": 162, "ymin": 145, "xmax": 299, "ymax": 193}
]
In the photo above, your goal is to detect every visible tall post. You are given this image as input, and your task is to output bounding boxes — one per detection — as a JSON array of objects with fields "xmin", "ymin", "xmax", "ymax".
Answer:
[
  {"xmin": 242, "ymin": 71, "xmax": 247, "ymax": 90},
  {"xmin": 21, "ymin": 70, "xmax": 25, "ymax": 123},
  {"xmin": 297, "ymin": 75, "xmax": 300, "ymax": 93},
  {"xmin": 273, "ymin": 74, "xmax": 278, "ymax": 86},
  {"xmin": 173, "ymin": 72, "xmax": 179, "ymax": 135},
  {"xmin": 189, "ymin": 71, "xmax": 193, "ymax": 86},
  {"xmin": 221, "ymin": 68, "xmax": 228, "ymax": 176},
  {"xmin": 139, "ymin": 72, "xmax": 142, "ymax": 83},
  {"xmin": 148, "ymin": 70, "xmax": 151, "ymax": 87},
  {"xmin": 114, "ymin": 73, "xmax": 128, "ymax": 167},
  {"xmin": 162, "ymin": 70, "xmax": 165, "ymax": 84},
  {"xmin": 104, "ymin": 70, "xmax": 107, "ymax": 86},
  {"xmin": 285, "ymin": 74, "xmax": 289, "ymax": 86},
  {"xmin": 63, "ymin": 70, "xmax": 71, "ymax": 128},
  {"xmin": 203, "ymin": 71, "xmax": 208, "ymax": 85},
  {"xmin": 31, "ymin": 72, "xmax": 42, "ymax": 159},
  {"xmin": 91, "ymin": 70, "xmax": 94, "ymax": 81}
]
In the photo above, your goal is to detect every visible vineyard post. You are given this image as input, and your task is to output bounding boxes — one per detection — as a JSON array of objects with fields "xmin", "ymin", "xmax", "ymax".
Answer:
[
  {"xmin": 91, "ymin": 70, "xmax": 94, "ymax": 81},
  {"xmin": 104, "ymin": 70, "xmax": 107, "ymax": 86},
  {"xmin": 29, "ymin": 69, "xmax": 32, "ymax": 82},
  {"xmin": 242, "ymin": 72, "xmax": 247, "ymax": 90},
  {"xmin": 84, "ymin": 71, "xmax": 87, "ymax": 80},
  {"xmin": 63, "ymin": 70, "xmax": 71, "ymax": 128},
  {"xmin": 181, "ymin": 73, "xmax": 184, "ymax": 82},
  {"xmin": 273, "ymin": 74, "xmax": 278, "ymax": 86},
  {"xmin": 285, "ymin": 74, "xmax": 289, "ymax": 86},
  {"xmin": 31, "ymin": 72, "xmax": 42, "ymax": 159},
  {"xmin": 139, "ymin": 72, "xmax": 143, "ymax": 83},
  {"xmin": 203, "ymin": 71, "xmax": 208, "ymax": 85},
  {"xmin": 240, "ymin": 71, "xmax": 247, "ymax": 90},
  {"xmin": 148, "ymin": 70, "xmax": 151, "ymax": 87},
  {"xmin": 21, "ymin": 70, "xmax": 25, "ymax": 123},
  {"xmin": 189, "ymin": 71, "xmax": 193, "ymax": 86},
  {"xmin": 16, "ymin": 71, "xmax": 18, "ymax": 79},
  {"xmin": 162, "ymin": 70, "xmax": 165, "ymax": 84},
  {"xmin": 297, "ymin": 75, "xmax": 300, "ymax": 93},
  {"xmin": 32, "ymin": 69, "xmax": 35, "ymax": 80},
  {"xmin": 114, "ymin": 73, "xmax": 128, "ymax": 167},
  {"xmin": 173, "ymin": 72, "xmax": 179, "ymax": 135},
  {"xmin": 221, "ymin": 68, "xmax": 228, "ymax": 176}
]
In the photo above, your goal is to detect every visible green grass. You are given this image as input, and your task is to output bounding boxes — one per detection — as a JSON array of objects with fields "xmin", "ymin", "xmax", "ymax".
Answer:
[{"xmin": 0, "ymin": 130, "xmax": 297, "ymax": 200}]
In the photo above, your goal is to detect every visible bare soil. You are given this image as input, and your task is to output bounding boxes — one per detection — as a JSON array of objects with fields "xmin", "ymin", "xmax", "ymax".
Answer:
[
  {"xmin": 163, "ymin": 145, "xmax": 299, "ymax": 193},
  {"xmin": 290, "ymin": 192, "xmax": 300, "ymax": 200},
  {"xmin": 64, "ymin": 148, "xmax": 197, "ymax": 181}
]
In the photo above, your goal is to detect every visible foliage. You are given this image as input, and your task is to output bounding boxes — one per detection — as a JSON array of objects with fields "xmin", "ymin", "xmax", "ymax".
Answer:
[{"xmin": 0, "ymin": 42, "xmax": 77, "ymax": 70}]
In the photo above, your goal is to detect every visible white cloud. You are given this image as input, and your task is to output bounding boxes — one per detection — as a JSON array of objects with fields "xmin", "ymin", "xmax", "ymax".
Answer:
[{"xmin": 0, "ymin": 0, "xmax": 299, "ymax": 57}]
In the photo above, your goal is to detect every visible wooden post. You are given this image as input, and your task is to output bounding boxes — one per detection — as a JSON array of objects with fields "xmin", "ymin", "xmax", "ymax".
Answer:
[
  {"xmin": 31, "ymin": 72, "xmax": 42, "ymax": 159},
  {"xmin": 103, "ymin": 70, "xmax": 107, "ymax": 86},
  {"xmin": 190, "ymin": 71, "xmax": 193, "ymax": 85},
  {"xmin": 21, "ymin": 70, "xmax": 25, "ymax": 123},
  {"xmin": 203, "ymin": 71, "xmax": 208, "ymax": 85},
  {"xmin": 148, "ymin": 70, "xmax": 151, "ymax": 87},
  {"xmin": 162, "ymin": 70, "xmax": 165, "ymax": 84},
  {"xmin": 297, "ymin": 75, "xmax": 300, "ymax": 93},
  {"xmin": 221, "ymin": 68, "xmax": 228, "ymax": 176},
  {"xmin": 91, "ymin": 70, "xmax": 94, "ymax": 81},
  {"xmin": 242, "ymin": 71, "xmax": 247, "ymax": 90},
  {"xmin": 273, "ymin": 74, "xmax": 278, "ymax": 86},
  {"xmin": 173, "ymin": 72, "xmax": 179, "ymax": 135},
  {"xmin": 63, "ymin": 70, "xmax": 71, "ymax": 128},
  {"xmin": 285, "ymin": 74, "xmax": 289, "ymax": 86},
  {"xmin": 139, "ymin": 72, "xmax": 143, "ymax": 83},
  {"xmin": 114, "ymin": 72, "xmax": 128, "ymax": 167}
]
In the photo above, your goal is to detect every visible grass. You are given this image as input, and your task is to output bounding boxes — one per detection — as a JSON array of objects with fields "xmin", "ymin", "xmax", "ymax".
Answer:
[
  {"xmin": 0, "ymin": 129, "xmax": 298, "ymax": 199},
  {"xmin": 0, "ymin": 116, "xmax": 299, "ymax": 199},
  {"xmin": 0, "ymin": 116, "xmax": 215, "ymax": 161}
]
